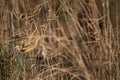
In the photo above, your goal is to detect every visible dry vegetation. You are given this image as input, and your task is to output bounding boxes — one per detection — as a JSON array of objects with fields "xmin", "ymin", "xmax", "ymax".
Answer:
[{"xmin": 0, "ymin": 0, "xmax": 120, "ymax": 80}]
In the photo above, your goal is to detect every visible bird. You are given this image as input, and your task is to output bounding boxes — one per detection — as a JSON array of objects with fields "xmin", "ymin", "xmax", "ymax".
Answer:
[{"xmin": 15, "ymin": 33, "xmax": 41, "ymax": 53}]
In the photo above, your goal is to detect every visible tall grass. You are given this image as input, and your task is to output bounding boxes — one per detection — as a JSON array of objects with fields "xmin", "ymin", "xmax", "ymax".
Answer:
[{"xmin": 0, "ymin": 0, "xmax": 119, "ymax": 80}]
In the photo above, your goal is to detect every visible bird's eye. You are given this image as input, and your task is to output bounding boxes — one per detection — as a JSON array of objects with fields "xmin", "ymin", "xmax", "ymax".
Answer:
[{"xmin": 20, "ymin": 49, "xmax": 26, "ymax": 52}]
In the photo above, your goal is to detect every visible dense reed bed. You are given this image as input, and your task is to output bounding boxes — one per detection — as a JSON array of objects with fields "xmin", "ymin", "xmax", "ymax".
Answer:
[{"xmin": 0, "ymin": 0, "xmax": 119, "ymax": 80}]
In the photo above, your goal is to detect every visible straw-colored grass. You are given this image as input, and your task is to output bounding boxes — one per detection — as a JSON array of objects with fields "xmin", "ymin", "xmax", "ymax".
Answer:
[{"xmin": 0, "ymin": 0, "xmax": 119, "ymax": 80}]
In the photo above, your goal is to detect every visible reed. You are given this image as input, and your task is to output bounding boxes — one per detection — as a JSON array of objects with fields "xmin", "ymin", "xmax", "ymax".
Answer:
[{"xmin": 0, "ymin": 0, "xmax": 119, "ymax": 80}]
